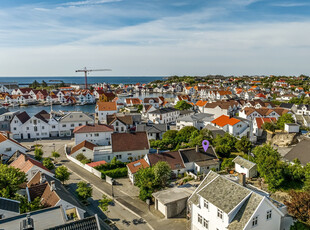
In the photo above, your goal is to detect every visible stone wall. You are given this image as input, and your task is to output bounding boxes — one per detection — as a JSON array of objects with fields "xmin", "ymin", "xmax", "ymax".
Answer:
[{"xmin": 266, "ymin": 130, "xmax": 299, "ymax": 147}]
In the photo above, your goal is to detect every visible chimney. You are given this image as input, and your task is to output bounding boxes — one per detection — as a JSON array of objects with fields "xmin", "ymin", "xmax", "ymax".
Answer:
[
  {"xmin": 196, "ymin": 145, "xmax": 199, "ymax": 153},
  {"xmin": 50, "ymin": 180, "xmax": 56, "ymax": 191},
  {"xmin": 238, "ymin": 173, "xmax": 246, "ymax": 187},
  {"xmin": 40, "ymin": 173, "xmax": 46, "ymax": 184},
  {"xmin": 157, "ymin": 148, "xmax": 160, "ymax": 154},
  {"xmin": 20, "ymin": 214, "xmax": 34, "ymax": 230}
]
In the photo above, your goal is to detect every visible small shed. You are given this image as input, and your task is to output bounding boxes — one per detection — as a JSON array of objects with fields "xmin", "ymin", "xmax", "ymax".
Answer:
[
  {"xmin": 233, "ymin": 156, "xmax": 257, "ymax": 178},
  {"xmin": 152, "ymin": 187, "xmax": 194, "ymax": 218},
  {"xmin": 284, "ymin": 123, "xmax": 300, "ymax": 133}
]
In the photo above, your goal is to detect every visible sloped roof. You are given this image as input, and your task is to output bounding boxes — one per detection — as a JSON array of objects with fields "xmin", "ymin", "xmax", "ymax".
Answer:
[
  {"xmin": 255, "ymin": 117, "xmax": 276, "ymax": 129},
  {"xmin": 47, "ymin": 215, "xmax": 100, "ymax": 230},
  {"xmin": 284, "ymin": 139, "xmax": 310, "ymax": 166},
  {"xmin": 16, "ymin": 111, "xmax": 30, "ymax": 124},
  {"xmin": 147, "ymin": 151, "xmax": 185, "ymax": 170},
  {"xmin": 96, "ymin": 101, "xmax": 117, "ymax": 111},
  {"xmin": 111, "ymin": 132, "xmax": 149, "ymax": 152},
  {"xmin": 10, "ymin": 154, "xmax": 52, "ymax": 174},
  {"xmin": 73, "ymin": 124, "xmax": 113, "ymax": 134},
  {"xmin": 87, "ymin": 160, "xmax": 107, "ymax": 168},
  {"xmin": 0, "ymin": 197, "xmax": 20, "ymax": 213},
  {"xmin": 127, "ymin": 159, "xmax": 149, "ymax": 174},
  {"xmin": 179, "ymin": 146, "xmax": 218, "ymax": 164},
  {"xmin": 71, "ymin": 141, "xmax": 97, "ymax": 155},
  {"xmin": 211, "ymin": 115, "xmax": 240, "ymax": 127},
  {"xmin": 0, "ymin": 133, "xmax": 28, "ymax": 150},
  {"xmin": 233, "ymin": 156, "xmax": 256, "ymax": 169}
]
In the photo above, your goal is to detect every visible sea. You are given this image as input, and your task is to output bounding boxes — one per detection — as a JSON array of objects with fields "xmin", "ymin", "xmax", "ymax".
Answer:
[
  {"xmin": 0, "ymin": 76, "xmax": 167, "ymax": 86},
  {"xmin": 2, "ymin": 76, "xmax": 172, "ymax": 116}
]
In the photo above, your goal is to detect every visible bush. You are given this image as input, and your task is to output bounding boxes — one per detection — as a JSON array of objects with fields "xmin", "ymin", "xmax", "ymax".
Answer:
[
  {"xmin": 101, "ymin": 167, "xmax": 128, "ymax": 179},
  {"xmin": 34, "ymin": 147, "xmax": 43, "ymax": 161},
  {"xmin": 43, "ymin": 158, "xmax": 55, "ymax": 170}
]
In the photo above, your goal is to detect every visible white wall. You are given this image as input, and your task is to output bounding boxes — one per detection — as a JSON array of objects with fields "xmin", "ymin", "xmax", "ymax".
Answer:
[
  {"xmin": 75, "ymin": 131, "xmax": 112, "ymax": 145},
  {"xmin": 0, "ymin": 139, "xmax": 27, "ymax": 161},
  {"xmin": 113, "ymin": 149, "xmax": 149, "ymax": 162}
]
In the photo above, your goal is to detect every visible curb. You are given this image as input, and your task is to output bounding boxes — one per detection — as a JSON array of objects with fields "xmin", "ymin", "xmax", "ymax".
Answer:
[{"xmin": 67, "ymin": 168, "xmax": 155, "ymax": 230}]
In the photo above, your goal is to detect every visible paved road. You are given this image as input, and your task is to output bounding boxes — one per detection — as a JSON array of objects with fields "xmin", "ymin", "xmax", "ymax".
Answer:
[{"xmin": 23, "ymin": 139, "xmax": 187, "ymax": 230}]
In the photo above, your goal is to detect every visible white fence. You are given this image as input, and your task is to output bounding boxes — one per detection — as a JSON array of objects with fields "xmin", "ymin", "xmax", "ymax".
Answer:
[{"xmin": 64, "ymin": 144, "xmax": 102, "ymax": 179}]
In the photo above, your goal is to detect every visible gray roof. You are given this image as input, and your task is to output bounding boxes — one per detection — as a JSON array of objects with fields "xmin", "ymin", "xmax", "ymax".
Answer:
[
  {"xmin": 149, "ymin": 108, "xmax": 179, "ymax": 114},
  {"xmin": 228, "ymin": 193, "xmax": 263, "ymax": 230},
  {"xmin": 0, "ymin": 197, "xmax": 20, "ymax": 213},
  {"xmin": 284, "ymin": 139, "xmax": 310, "ymax": 165},
  {"xmin": 47, "ymin": 215, "xmax": 100, "ymax": 230},
  {"xmin": 233, "ymin": 156, "xmax": 256, "ymax": 169},
  {"xmin": 204, "ymin": 124, "xmax": 226, "ymax": 138},
  {"xmin": 152, "ymin": 187, "xmax": 194, "ymax": 205},
  {"xmin": 197, "ymin": 175, "xmax": 251, "ymax": 213},
  {"xmin": 179, "ymin": 146, "xmax": 218, "ymax": 164},
  {"xmin": 136, "ymin": 124, "xmax": 167, "ymax": 133},
  {"xmin": 0, "ymin": 206, "xmax": 67, "ymax": 230},
  {"xmin": 177, "ymin": 113, "xmax": 213, "ymax": 122}
]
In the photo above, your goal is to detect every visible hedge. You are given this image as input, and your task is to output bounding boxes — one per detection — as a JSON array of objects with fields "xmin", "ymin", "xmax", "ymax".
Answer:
[{"xmin": 101, "ymin": 167, "xmax": 128, "ymax": 179}]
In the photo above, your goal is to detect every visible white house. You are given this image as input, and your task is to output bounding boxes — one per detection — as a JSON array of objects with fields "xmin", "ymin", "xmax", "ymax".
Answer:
[
  {"xmin": 253, "ymin": 117, "xmax": 276, "ymax": 137},
  {"xmin": 73, "ymin": 124, "xmax": 114, "ymax": 145},
  {"xmin": 210, "ymin": 115, "xmax": 250, "ymax": 138},
  {"xmin": 95, "ymin": 101, "xmax": 118, "ymax": 123},
  {"xmin": 148, "ymin": 108, "xmax": 180, "ymax": 124},
  {"xmin": 111, "ymin": 132, "xmax": 149, "ymax": 162},
  {"xmin": 126, "ymin": 159, "xmax": 150, "ymax": 184},
  {"xmin": 176, "ymin": 113, "xmax": 214, "ymax": 130},
  {"xmin": 204, "ymin": 101, "xmax": 239, "ymax": 119},
  {"xmin": 0, "ymin": 133, "xmax": 28, "ymax": 162},
  {"xmin": 70, "ymin": 140, "xmax": 97, "ymax": 161},
  {"xmin": 233, "ymin": 156, "xmax": 257, "ymax": 178},
  {"xmin": 188, "ymin": 171, "xmax": 292, "ymax": 230}
]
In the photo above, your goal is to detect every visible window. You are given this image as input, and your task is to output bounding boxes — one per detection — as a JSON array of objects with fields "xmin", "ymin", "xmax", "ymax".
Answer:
[
  {"xmin": 71, "ymin": 124, "xmax": 74, "ymax": 127},
  {"xmin": 70, "ymin": 115, "xmax": 73, "ymax": 118},
  {"xmin": 204, "ymin": 200, "xmax": 209, "ymax": 209},
  {"xmin": 116, "ymin": 155, "xmax": 122, "ymax": 159},
  {"xmin": 95, "ymin": 133, "xmax": 99, "ymax": 137},
  {"xmin": 5, "ymin": 148, "xmax": 11, "ymax": 152},
  {"xmin": 80, "ymin": 115, "xmax": 82, "ymax": 118},
  {"xmin": 52, "ymin": 125, "xmax": 56, "ymax": 128},
  {"xmin": 79, "ymin": 123, "xmax": 82, "ymax": 126},
  {"xmin": 14, "ymin": 120, "xmax": 18, "ymax": 123},
  {"xmin": 121, "ymin": 127, "xmax": 124, "ymax": 132},
  {"xmin": 198, "ymin": 214, "xmax": 202, "ymax": 224},
  {"xmin": 266, "ymin": 210, "xmax": 272, "ymax": 220},
  {"xmin": 116, "ymin": 121, "xmax": 119, "ymax": 126},
  {"xmin": 82, "ymin": 149, "xmax": 86, "ymax": 152},
  {"xmin": 42, "ymin": 126, "xmax": 45, "ymax": 129},
  {"xmin": 203, "ymin": 218, "xmax": 209, "ymax": 229},
  {"xmin": 26, "ymin": 127, "xmax": 29, "ymax": 130},
  {"xmin": 252, "ymin": 216, "xmax": 258, "ymax": 227},
  {"xmin": 62, "ymin": 124, "xmax": 66, "ymax": 127},
  {"xmin": 34, "ymin": 127, "xmax": 38, "ymax": 132},
  {"xmin": 14, "ymin": 127, "xmax": 16, "ymax": 130},
  {"xmin": 217, "ymin": 209, "xmax": 223, "ymax": 219}
]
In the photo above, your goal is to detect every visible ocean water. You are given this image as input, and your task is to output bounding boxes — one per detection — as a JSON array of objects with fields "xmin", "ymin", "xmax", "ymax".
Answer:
[{"xmin": 0, "ymin": 76, "xmax": 166, "ymax": 85}]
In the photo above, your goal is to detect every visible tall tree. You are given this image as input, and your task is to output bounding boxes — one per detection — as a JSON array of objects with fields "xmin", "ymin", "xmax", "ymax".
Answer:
[
  {"xmin": 235, "ymin": 136, "xmax": 252, "ymax": 154},
  {"xmin": 276, "ymin": 113, "xmax": 294, "ymax": 130},
  {"xmin": 153, "ymin": 161, "xmax": 171, "ymax": 188},
  {"xmin": 0, "ymin": 164, "xmax": 27, "ymax": 198},
  {"xmin": 55, "ymin": 166, "xmax": 70, "ymax": 185}
]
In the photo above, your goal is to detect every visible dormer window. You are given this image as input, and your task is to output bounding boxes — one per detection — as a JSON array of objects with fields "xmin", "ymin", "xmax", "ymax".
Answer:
[{"xmin": 204, "ymin": 200, "xmax": 209, "ymax": 210}]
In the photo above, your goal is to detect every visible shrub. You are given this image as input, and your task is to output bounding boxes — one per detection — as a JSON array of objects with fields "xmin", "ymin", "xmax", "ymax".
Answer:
[{"xmin": 101, "ymin": 167, "xmax": 128, "ymax": 179}]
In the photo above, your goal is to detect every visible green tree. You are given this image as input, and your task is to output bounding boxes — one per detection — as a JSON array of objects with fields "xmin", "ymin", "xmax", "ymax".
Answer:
[
  {"xmin": 162, "ymin": 130, "xmax": 178, "ymax": 141},
  {"xmin": 76, "ymin": 181, "xmax": 92, "ymax": 201},
  {"xmin": 99, "ymin": 195, "xmax": 113, "ymax": 212},
  {"xmin": 235, "ymin": 136, "xmax": 252, "ymax": 154},
  {"xmin": 15, "ymin": 195, "xmax": 42, "ymax": 213},
  {"xmin": 153, "ymin": 161, "xmax": 171, "ymax": 188},
  {"xmin": 42, "ymin": 80, "xmax": 47, "ymax": 87},
  {"xmin": 262, "ymin": 122, "xmax": 277, "ymax": 132},
  {"xmin": 176, "ymin": 126, "xmax": 198, "ymax": 143},
  {"xmin": 51, "ymin": 151, "xmax": 60, "ymax": 162},
  {"xmin": 30, "ymin": 80, "xmax": 40, "ymax": 88},
  {"xmin": 34, "ymin": 147, "xmax": 44, "ymax": 161},
  {"xmin": 213, "ymin": 133, "xmax": 237, "ymax": 158},
  {"xmin": 221, "ymin": 158, "xmax": 234, "ymax": 171},
  {"xmin": 43, "ymin": 158, "xmax": 55, "ymax": 170},
  {"xmin": 0, "ymin": 164, "xmax": 27, "ymax": 198},
  {"xmin": 76, "ymin": 153, "xmax": 91, "ymax": 164},
  {"xmin": 277, "ymin": 113, "xmax": 295, "ymax": 130},
  {"xmin": 174, "ymin": 100, "xmax": 192, "ymax": 110},
  {"xmin": 135, "ymin": 167, "xmax": 156, "ymax": 201},
  {"xmin": 55, "ymin": 166, "xmax": 70, "ymax": 185},
  {"xmin": 137, "ymin": 104, "xmax": 143, "ymax": 112}
]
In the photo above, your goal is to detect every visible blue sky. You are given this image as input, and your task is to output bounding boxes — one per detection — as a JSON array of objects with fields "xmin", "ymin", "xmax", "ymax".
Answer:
[{"xmin": 0, "ymin": 0, "xmax": 309, "ymax": 76}]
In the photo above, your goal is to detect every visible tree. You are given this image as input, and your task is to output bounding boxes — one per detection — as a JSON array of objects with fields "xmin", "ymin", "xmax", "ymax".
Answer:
[
  {"xmin": 153, "ymin": 161, "xmax": 171, "ymax": 188},
  {"xmin": 176, "ymin": 126, "xmax": 198, "ymax": 143},
  {"xmin": 137, "ymin": 104, "xmax": 143, "ymax": 112},
  {"xmin": 0, "ymin": 164, "xmax": 27, "ymax": 198},
  {"xmin": 55, "ymin": 166, "xmax": 70, "ymax": 185},
  {"xmin": 76, "ymin": 153, "xmax": 91, "ymax": 164},
  {"xmin": 15, "ymin": 195, "xmax": 42, "ymax": 214},
  {"xmin": 213, "ymin": 133, "xmax": 237, "ymax": 158},
  {"xmin": 221, "ymin": 158, "xmax": 234, "ymax": 171},
  {"xmin": 262, "ymin": 122, "xmax": 276, "ymax": 132},
  {"xmin": 51, "ymin": 151, "xmax": 60, "ymax": 162},
  {"xmin": 99, "ymin": 195, "xmax": 113, "ymax": 212},
  {"xmin": 277, "ymin": 113, "xmax": 294, "ymax": 130},
  {"xmin": 76, "ymin": 181, "xmax": 92, "ymax": 201},
  {"xmin": 42, "ymin": 80, "xmax": 47, "ymax": 87},
  {"xmin": 34, "ymin": 147, "xmax": 44, "ymax": 161},
  {"xmin": 235, "ymin": 136, "xmax": 252, "ymax": 154},
  {"xmin": 43, "ymin": 158, "xmax": 55, "ymax": 170},
  {"xmin": 174, "ymin": 100, "xmax": 192, "ymax": 110},
  {"xmin": 284, "ymin": 190, "xmax": 310, "ymax": 226},
  {"xmin": 135, "ymin": 167, "xmax": 156, "ymax": 201},
  {"xmin": 162, "ymin": 130, "xmax": 178, "ymax": 141}
]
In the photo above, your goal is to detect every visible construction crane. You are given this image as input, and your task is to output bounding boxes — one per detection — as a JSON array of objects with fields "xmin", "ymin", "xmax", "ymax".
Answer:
[{"xmin": 76, "ymin": 67, "xmax": 112, "ymax": 89}]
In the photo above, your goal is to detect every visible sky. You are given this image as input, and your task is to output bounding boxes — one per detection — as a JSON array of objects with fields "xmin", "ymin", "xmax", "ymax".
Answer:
[{"xmin": 0, "ymin": 0, "xmax": 310, "ymax": 77}]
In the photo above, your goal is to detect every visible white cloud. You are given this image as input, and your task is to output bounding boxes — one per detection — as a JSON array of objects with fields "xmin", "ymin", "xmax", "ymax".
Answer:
[
  {"xmin": 61, "ymin": 0, "xmax": 122, "ymax": 6},
  {"xmin": 272, "ymin": 2, "xmax": 310, "ymax": 7}
]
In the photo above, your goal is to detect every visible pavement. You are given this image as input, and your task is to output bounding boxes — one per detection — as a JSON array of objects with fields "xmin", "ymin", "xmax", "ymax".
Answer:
[{"xmin": 22, "ymin": 138, "xmax": 188, "ymax": 230}]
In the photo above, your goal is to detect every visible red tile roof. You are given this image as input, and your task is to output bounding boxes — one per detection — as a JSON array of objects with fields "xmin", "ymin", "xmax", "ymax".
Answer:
[
  {"xmin": 71, "ymin": 140, "xmax": 97, "ymax": 155},
  {"xmin": 211, "ymin": 115, "xmax": 241, "ymax": 127},
  {"xmin": 10, "ymin": 154, "xmax": 52, "ymax": 174},
  {"xmin": 73, "ymin": 124, "xmax": 114, "ymax": 133},
  {"xmin": 0, "ymin": 133, "xmax": 27, "ymax": 150},
  {"xmin": 127, "ymin": 159, "xmax": 149, "ymax": 174},
  {"xmin": 255, "ymin": 117, "xmax": 276, "ymax": 129},
  {"xmin": 87, "ymin": 160, "xmax": 107, "ymax": 168},
  {"xmin": 147, "ymin": 151, "xmax": 185, "ymax": 170}
]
